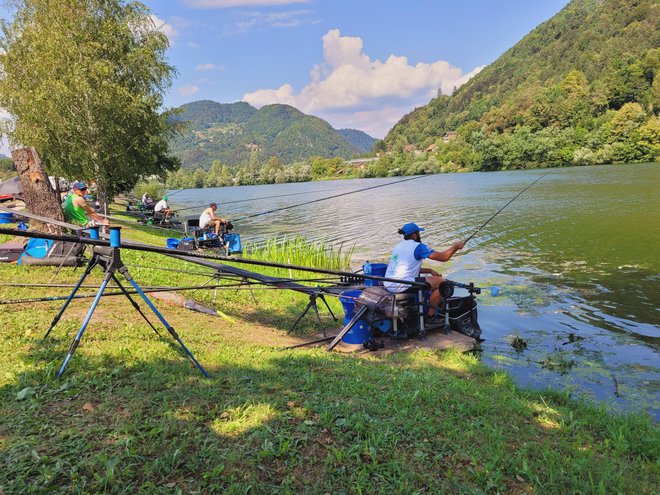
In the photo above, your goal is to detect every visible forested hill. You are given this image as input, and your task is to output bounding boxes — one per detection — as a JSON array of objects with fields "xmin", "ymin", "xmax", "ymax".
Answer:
[
  {"xmin": 384, "ymin": 0, "xmax": 659, "ymax": 169},
  {"xmin": 168, "ymin": 100, "xmax": 371, "ymax": 169},
  {"xmin": 336, "ymin": 128, "xmax": 377, "ymax": 153}
]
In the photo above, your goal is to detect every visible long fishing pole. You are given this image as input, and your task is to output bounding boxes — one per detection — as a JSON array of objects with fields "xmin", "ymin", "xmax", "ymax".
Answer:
[
  {"xmin": 231, "ymin": 175, "xmax": 427, "ymax": 223},
  {"xmin": 171, "ymin": 187, "xmax": 351, "ymax": 214},
  {"xmin": 463, "ymin": 171, "xmax": 549, "ymax": 244},
  {"xmin": 0, "ymin": 227, "xmax": 427, "ymax": 288}
]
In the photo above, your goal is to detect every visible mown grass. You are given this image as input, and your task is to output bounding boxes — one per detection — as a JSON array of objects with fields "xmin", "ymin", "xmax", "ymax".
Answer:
[{"xmin": 0, "ymin": 222, "xmax": 658, "ymax": 494}]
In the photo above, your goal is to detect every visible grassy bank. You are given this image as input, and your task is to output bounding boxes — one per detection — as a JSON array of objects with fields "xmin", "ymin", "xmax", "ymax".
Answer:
[{"xmin": 0, "ymin": 224, "xmax": 657, "ymax": 494}]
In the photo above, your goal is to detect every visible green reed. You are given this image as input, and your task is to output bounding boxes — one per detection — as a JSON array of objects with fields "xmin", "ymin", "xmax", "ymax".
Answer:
[{"xmin": 244, "ymin": 235, "xmax": 355, "ymax": 271}]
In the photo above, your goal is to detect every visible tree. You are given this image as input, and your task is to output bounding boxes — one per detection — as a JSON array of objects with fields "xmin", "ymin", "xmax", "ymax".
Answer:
[
  {"xmin": 12, "ymin": 147, "xmax": 65, "ymax": 234},
  {"xmin": 0, "ymin": 0, "xmax": 179, "ymax": 206}
]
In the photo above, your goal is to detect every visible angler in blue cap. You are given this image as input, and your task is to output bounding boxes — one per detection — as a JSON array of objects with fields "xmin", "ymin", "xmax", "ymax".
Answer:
[
  {"xmin": 384, "ymin": 222, "xmax": 464, "ymax": 321},
  {"xmin": 63, "ymin": 181, "xmax": 108, "ymax": 229}
]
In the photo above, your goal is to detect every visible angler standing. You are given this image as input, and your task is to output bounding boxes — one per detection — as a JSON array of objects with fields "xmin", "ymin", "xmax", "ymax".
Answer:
[
  {"xmin": 199, "ymin": 202, "xmax": 227, "ymax": 235},
  {"xmin": 63, "ymin": 181, "xmax": 109, "ymax": 229},
  {"xmin": 384, "ymin": 222, "xmax": 464, "ymax": 321}
]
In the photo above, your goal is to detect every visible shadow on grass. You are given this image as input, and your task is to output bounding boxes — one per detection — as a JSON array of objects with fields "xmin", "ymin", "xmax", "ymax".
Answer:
[{"xmin": 1, "ymin": 328, "xmax": 658, "ymax": 495}]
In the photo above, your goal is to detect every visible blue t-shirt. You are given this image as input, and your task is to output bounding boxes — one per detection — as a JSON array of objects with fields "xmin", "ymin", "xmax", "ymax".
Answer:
[{"xmin": 414, "ymin": 243, "xmax": 434, "ymax": 260}]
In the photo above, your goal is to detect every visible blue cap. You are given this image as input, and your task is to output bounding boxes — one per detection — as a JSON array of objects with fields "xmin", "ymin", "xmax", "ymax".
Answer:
[
  {"xmin": 400, "ymin": 222, "xmax": 424, "ymax": 236},
  {"xmin": 72, "ymin": 181, "xmax": 87, "ymax": 190}
]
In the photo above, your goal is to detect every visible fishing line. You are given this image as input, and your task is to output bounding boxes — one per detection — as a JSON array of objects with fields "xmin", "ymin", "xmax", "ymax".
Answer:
[
  {"xmin": 464, "ymin": 171, "xmax": 550, "ymax": 244},
  {"xmin": 231, "ymin": 175, "xmax": 428, "ymax": 223}
]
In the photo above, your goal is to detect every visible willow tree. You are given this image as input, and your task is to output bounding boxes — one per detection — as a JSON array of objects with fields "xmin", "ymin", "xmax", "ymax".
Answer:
[{"xmin": 0, "ymin": 0, "xmax": 179, "ymax": 205}]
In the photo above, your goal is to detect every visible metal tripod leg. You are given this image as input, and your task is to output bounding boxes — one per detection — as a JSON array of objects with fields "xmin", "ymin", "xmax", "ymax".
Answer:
[
  {"xmin": 122, "ymin": 271, "xmax": 209, "ymax": 378},
  {"xmin": 418, "ymin": 288, "xmax": 426, "ymax": 340},
  {"xmin": 110, "ymin": 274, "xmax": 161, "ymax": 338},
  {"xmin": 241, "ymin": 277, "xmax": 258, "ymax": 305},
  {"xmin": 318, "ymin": 294, "xmax": 337, "ymax": 321},
  {"xmin": 326, "ymin": 305, "xmax": 368, "ymax": 352},
  {"xmin": 43, "ymin": 256, "xmax": 98, "ymax": 340},
  {"xmin": 57, "ymin": 270, "xmax": 112, "ymax": 377},
  {"xmin": 288, "ymin": 293, "xmax": 325, "ymax": 336}
]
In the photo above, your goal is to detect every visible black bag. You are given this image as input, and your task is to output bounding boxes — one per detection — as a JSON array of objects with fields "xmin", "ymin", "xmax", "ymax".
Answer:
[
  {"xmin": 177, "ymin": 239, "xmax": 196, "ymax": 252},
  {"xmin": 438, "ymin": 296, "xmax": 482, "ymax": 339}
]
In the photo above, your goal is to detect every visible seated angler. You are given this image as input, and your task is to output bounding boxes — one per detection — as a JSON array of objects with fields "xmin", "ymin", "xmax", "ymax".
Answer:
[
  {"xmin": 141, "ymin": 192, "xmax": 155, "ymax": 210},
  {"xmin": 63, "ymin": 181, "xmax": 109, "ymax": 229},
  {"xmin": 154, "ymin": 195, "xmax": 172, "ymax": 221},
  {"xmin": 199, "ymin": 202, "xmax": 228, "ymax": 235},
  {"xmin": 383, "ymin": 222, "xmax": 464, "ymax": 321}
]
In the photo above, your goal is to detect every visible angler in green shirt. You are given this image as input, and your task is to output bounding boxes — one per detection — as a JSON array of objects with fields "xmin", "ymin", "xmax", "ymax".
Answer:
[{"xmin": 63, "ymin": 181, "xmax": 108, "ymax": 228}]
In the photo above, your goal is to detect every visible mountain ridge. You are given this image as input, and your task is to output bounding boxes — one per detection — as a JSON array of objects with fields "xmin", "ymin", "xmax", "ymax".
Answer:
[
  {"xmin": 384, "ymin": 0, "xmax": 659, "ymax": 168},
  {"xmin": 168, "ymin": 100, "xmax": 376, "ymax": 170}
]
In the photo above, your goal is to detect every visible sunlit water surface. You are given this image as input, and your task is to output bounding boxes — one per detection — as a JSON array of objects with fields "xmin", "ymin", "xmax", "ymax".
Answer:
[{"xmin": 169, "ymin": 163, "xmax": 660, "ymax": 418}]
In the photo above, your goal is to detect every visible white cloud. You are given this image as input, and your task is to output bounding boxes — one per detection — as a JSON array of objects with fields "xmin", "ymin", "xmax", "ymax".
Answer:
[
  {"xmin": 225, "ymin": 10, "xmax": 314, "ymax": 34},
  {"xmin": 195, "ymin": 63, "xmax": 217, "ymax": 71},
  {"xmin": 243, "ymin": 29, "xmax": 483, "ymax": 138},
  {"xmin": 150, "ymin": 14, "xmax": 179, "ymax": 43},
  {"xmin": 178, "ymin": 85, "xmax": 200, "ymax": 96},
  {"xmin": 184, "ymin": 0, "xmax": 309, "ymax": 8}
]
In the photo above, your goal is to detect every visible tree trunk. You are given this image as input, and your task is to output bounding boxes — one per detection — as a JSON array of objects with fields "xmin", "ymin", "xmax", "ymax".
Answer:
[
  {"xmin": 12, "ymin": 147, "xmax": 65, "ymax": 234},
  {"xmin": 96, "ymin": 179, "xmax": 108, "ymax": 217}
]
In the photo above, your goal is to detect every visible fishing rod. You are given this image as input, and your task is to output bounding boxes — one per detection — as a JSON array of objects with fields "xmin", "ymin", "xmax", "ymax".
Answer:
[
  {"xmin": 0, "ymin": 227, "xmax": 428, "ymax": 288},
  {"xmin": 231, "ymin": 175, "xmax": 427, "ymax": 223},
  {"xmin": 0, "ymin": 279, "xmax": 355, "ymax": 307},
  {"xmin": 463, "ymin": 171, "xmax": 549, "ymax": 244},
  {"xmin": 170, "ymin": 186, "xmax": 352, "ymax": 214},
  {"xmin": 164, "ymin": 188, "xmax": 188, "ymax": 198},
  {"xmin": 100, "ymin": 213, "xmax": 184, "ymax": 233}
]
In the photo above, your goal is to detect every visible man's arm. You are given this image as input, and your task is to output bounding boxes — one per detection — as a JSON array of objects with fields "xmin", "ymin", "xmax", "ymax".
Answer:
[
  {"xmin": 428, "ymin": 241, "xmax": 464, "ymax": 262},
  {"xmin": 73, "ymin": 195, "xmax": 103, "ymax": 220},
  {"xmin": 212, "ymin": 212, "xmax": 227, "ymax": 223}
]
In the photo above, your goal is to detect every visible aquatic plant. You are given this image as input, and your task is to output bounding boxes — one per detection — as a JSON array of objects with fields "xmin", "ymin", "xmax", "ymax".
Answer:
[{"xmin": 244, "ymin": 235, "xmax": 354, "ymax": 271}]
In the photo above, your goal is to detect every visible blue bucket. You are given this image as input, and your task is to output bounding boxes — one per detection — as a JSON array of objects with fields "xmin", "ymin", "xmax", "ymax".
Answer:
[
  {"xmin": 338, "ymin": 290, "xmax": 371, "ymax": 344},
  {"xmin": 224, "ymin": 233, "xmax": 242, "ymax": 254},
  {"xmin": 0, "ymin": 212, "xmax": 14, "ymax": 224},
  {"xmin": 166, "ymin": 238, "xmax": 180, "ymax": 249},
  {"xmin": 363, "ymin": 262, "xmax": 388, "ymax": 286}
]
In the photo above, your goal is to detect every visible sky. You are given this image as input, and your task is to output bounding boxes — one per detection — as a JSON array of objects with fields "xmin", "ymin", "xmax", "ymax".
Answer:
[{"xmin": 0, "ymin": 0, "xmax": 571, "ymax": 155}]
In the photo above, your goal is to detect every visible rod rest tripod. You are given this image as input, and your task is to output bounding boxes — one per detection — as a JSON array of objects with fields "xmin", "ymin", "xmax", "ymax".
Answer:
[{"xmin": 43, "ymin": 226, "xmax": 209, "ymax": 378}]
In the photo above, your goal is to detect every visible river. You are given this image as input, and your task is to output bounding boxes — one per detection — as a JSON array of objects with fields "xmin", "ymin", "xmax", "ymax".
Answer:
[{"xmin": 168, "ymin": 163, "xmax": 660, "ymax": 418}]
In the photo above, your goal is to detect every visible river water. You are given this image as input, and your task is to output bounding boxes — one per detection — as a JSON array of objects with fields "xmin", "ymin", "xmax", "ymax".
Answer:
[{"xmin": 169, "ymin": 163, "xmax": 660, "ymax": 418}]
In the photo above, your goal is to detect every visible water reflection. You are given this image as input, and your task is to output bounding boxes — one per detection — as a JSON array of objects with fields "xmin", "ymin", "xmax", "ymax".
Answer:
[{"xmin": 169, "ymin": 163, "xmax": 660, "ymax": 418}]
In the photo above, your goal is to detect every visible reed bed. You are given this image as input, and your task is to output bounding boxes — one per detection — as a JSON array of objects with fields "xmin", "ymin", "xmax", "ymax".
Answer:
[{"xmin": 244, "ymin": 235, "xmax": 355, "ymax": 272}]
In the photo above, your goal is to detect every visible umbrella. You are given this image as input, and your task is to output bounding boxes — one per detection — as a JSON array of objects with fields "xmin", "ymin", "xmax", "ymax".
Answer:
[{"xmin": 0, "ymin": 176, "xmax": 23, "ymax": 196}]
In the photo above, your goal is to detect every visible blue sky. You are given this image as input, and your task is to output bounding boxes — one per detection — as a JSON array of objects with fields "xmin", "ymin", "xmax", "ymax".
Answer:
[{"xmin": 1, "ymin": 0, "xmax": 570, "ymax": 154}]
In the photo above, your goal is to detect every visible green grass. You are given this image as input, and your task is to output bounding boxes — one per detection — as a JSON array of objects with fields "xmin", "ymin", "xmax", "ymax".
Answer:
[{"xmin": 0, "ymin": 222, "xmax": 658, "ymax": 494}]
